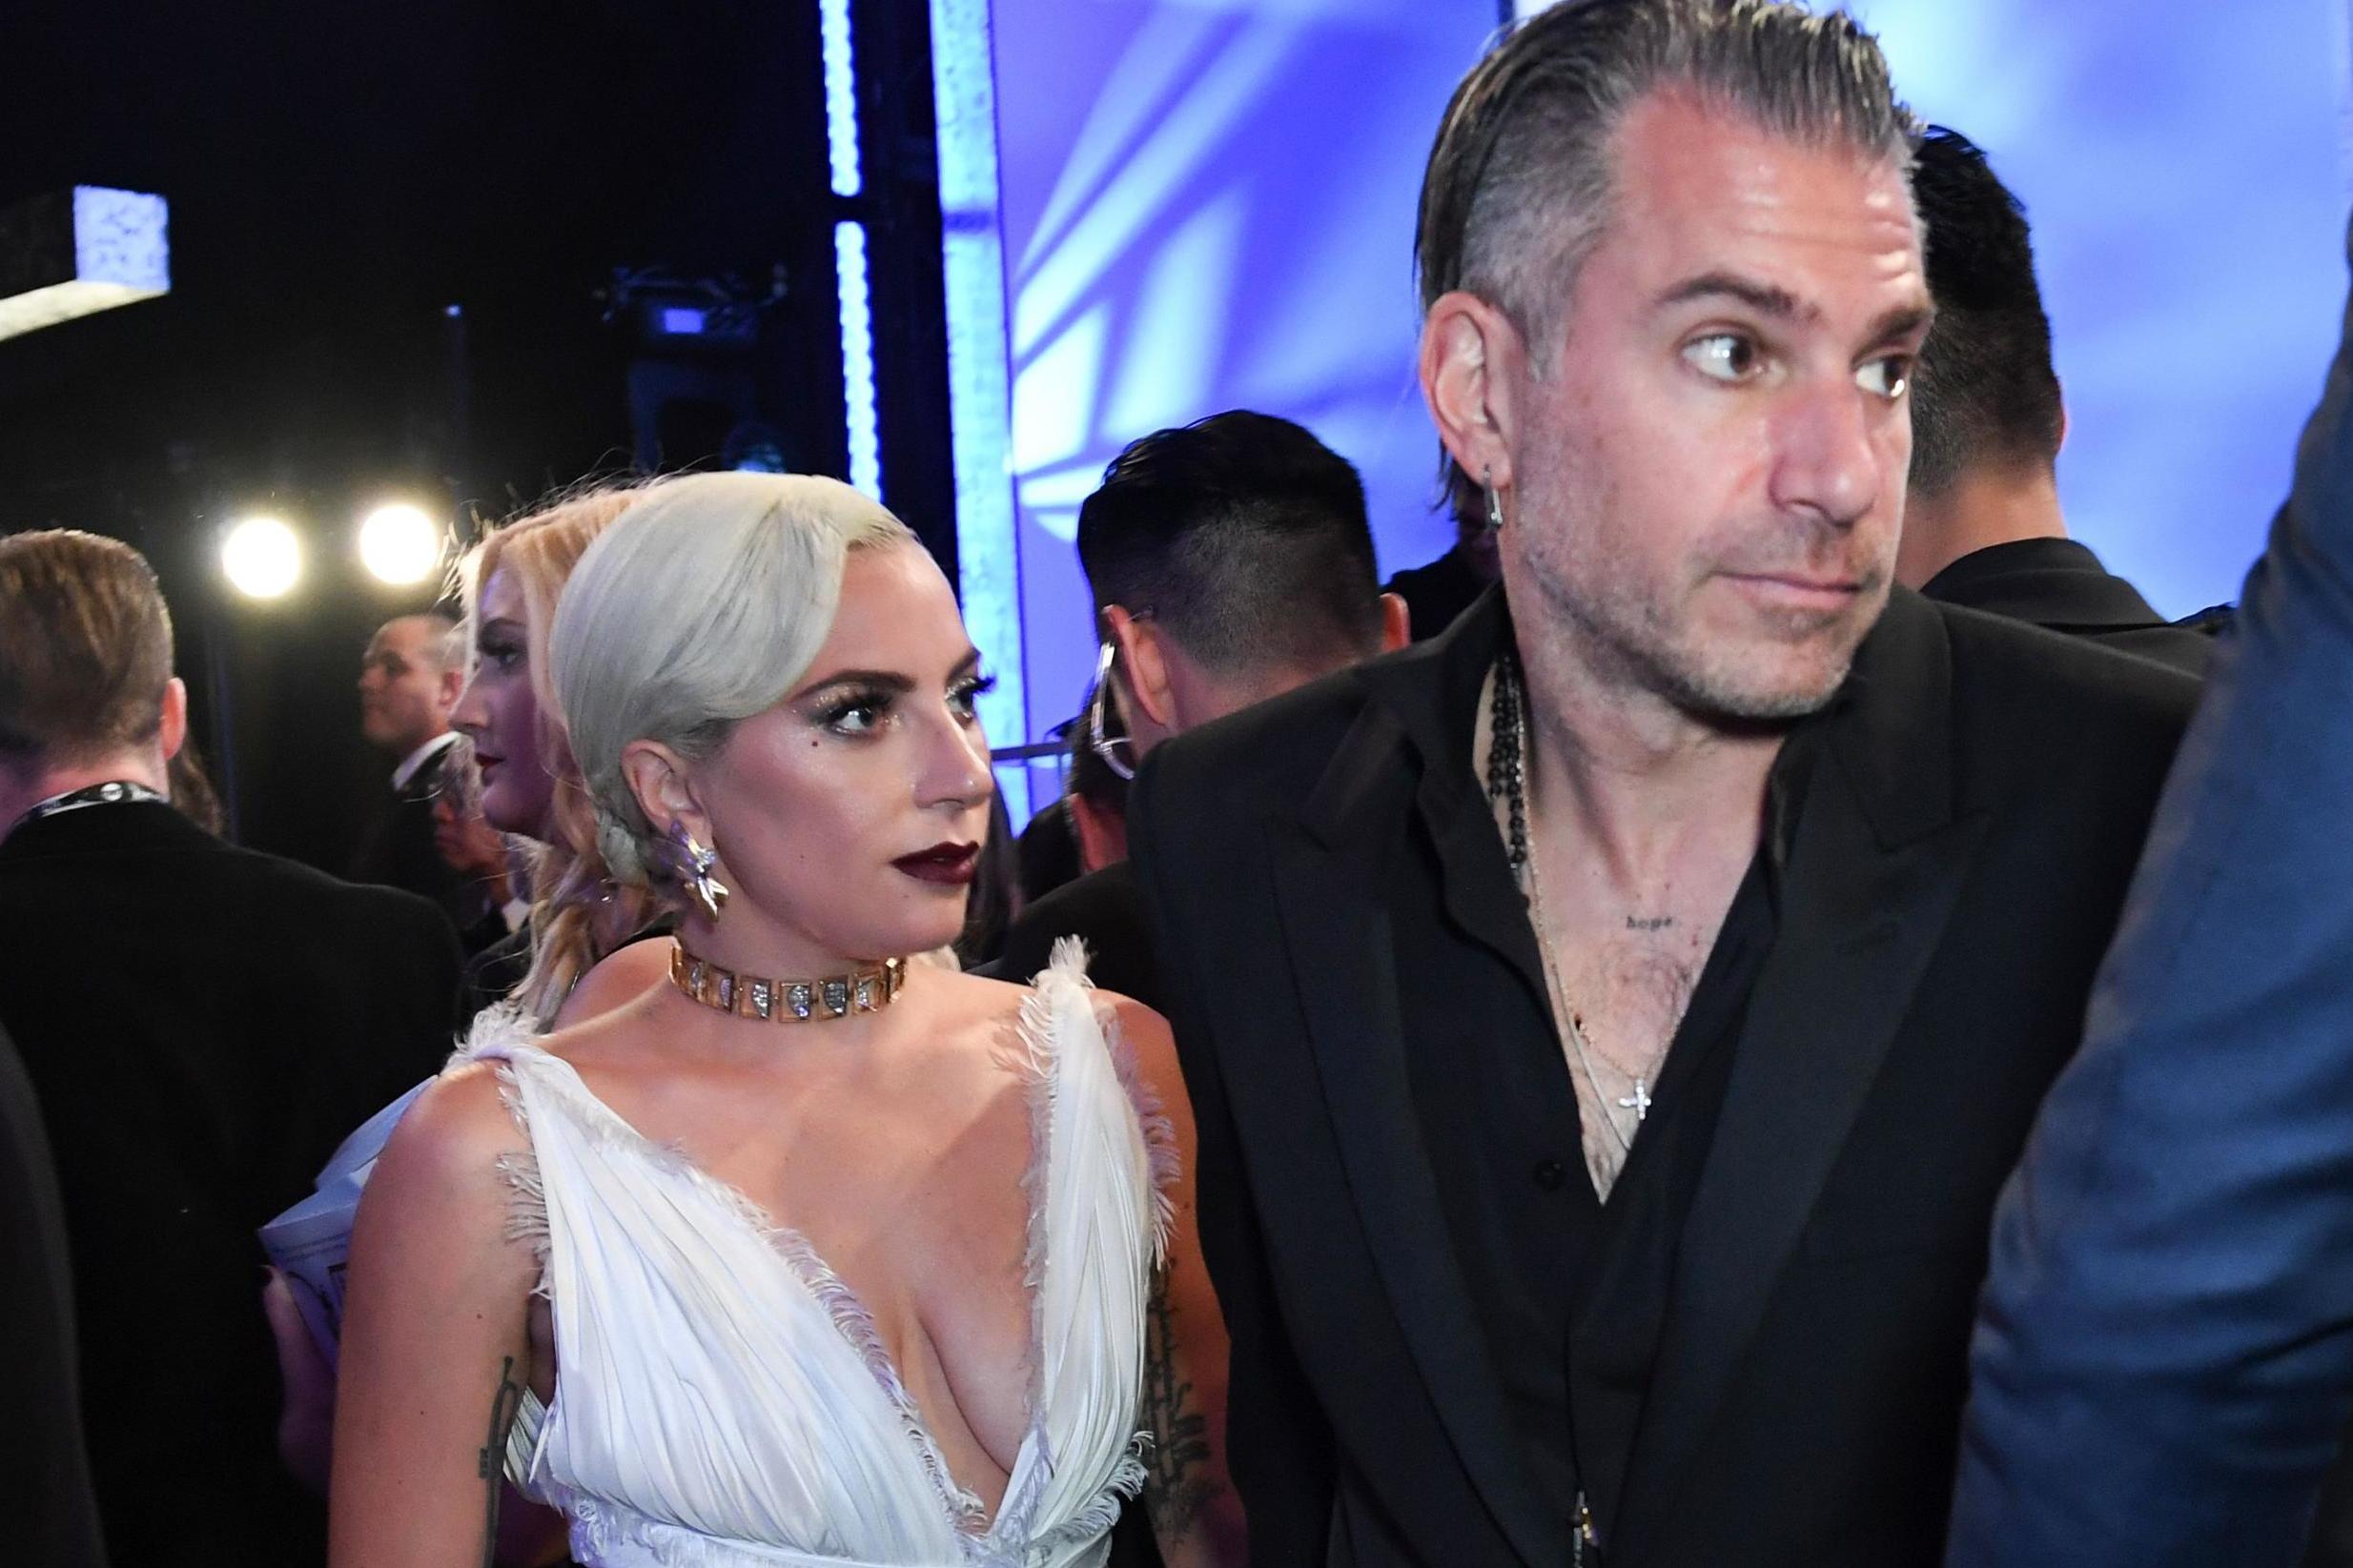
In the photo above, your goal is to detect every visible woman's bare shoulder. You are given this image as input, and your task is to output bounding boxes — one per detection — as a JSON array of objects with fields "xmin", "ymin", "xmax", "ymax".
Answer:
[
  {"xmin": 369, "ymin": 1061, "xmax": 530, "ymax": 1205},
  {"xmin": 1088, "ymin": 988, "xmax": 1170, "ymax": 1043}
]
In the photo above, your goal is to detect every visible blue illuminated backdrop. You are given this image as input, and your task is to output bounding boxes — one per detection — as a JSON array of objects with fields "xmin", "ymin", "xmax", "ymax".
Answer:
[
  {"xmin": 979, "ymin": 0, "xmax": 1499, "ymax": 806},
  {"xmin": 1848, "ymin": 0, "xmax": 2352, "ymax": 617},
  {"xmin": 951, "ymin": 0, "xmax": 2353, "ymax": 811}
]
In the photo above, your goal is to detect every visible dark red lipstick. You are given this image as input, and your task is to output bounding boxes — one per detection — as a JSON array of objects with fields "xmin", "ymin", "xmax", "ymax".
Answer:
[{"xmin": 893, "ymin": 841, "xmax": 980, "ymax": 886}]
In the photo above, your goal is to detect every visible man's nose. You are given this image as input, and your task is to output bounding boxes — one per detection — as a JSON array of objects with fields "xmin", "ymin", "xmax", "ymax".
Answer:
[{"xmin": 1769, "ymin": 381, "xmax": 1883, "ymax": 530}]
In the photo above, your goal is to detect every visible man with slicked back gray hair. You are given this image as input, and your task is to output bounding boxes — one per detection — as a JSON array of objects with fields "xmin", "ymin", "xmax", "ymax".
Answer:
[{"xmin": 1126, "ymin": 3, "xmax": 2197, "ymax": 1563}]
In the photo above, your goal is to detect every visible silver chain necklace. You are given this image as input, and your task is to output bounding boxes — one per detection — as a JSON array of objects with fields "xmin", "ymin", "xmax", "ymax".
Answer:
[
  {"xmin": 1485, "ymin": 652, "xmax": 1656, "ymax": 1153},
  {"xmin": 8, "ymin": 780, "xmax": 166, "ymax": 839}
]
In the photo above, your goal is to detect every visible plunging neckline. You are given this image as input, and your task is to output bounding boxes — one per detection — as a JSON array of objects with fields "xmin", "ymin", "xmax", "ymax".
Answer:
[{"xmin": 510, "ymin": 1038, "xmax": 1054, "ymax": 1541}]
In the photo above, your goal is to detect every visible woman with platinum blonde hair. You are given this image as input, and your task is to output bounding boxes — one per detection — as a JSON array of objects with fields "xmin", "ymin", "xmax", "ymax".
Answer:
[{"xmin": 331, "ymin": 473, "xmax": 1239, "ymax": 1568}]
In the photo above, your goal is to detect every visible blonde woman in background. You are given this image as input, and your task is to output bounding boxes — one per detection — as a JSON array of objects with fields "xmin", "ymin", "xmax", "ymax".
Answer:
[
  {"xmin": 264, "ymin": 485, "xmax": 678, "ymax": 1557},
  {"xmin": 449, "ymin": 483, "xmax": 678, "ymax": 1027}
]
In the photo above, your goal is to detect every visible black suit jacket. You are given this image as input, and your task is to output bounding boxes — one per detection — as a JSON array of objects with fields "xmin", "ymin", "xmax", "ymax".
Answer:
[
  {"xmin": 350, "ymin": 739, "xmax": 503, "ymax": 952},
  {"xmin": 984, "ymin": 861, "xmax": 1161, "ymax": 1013},
  {"xmin": 0, "ymin": 802, "xmax": 463, "ymax": 1568},
  {"xmin": 1920, "ymin": 537, "xmax": 2217, "ymax": 677},
  {"xmin": 0, "ymin": 1020, "xmax": 108, "ymax": 1568},
  {"xmin": 1129, "ymin": 589, "xmax": 2196, "ymax": 1567},
  {"xmin": 1385, "ymin": 540, "xmax": 1492, "ymax": 644}
]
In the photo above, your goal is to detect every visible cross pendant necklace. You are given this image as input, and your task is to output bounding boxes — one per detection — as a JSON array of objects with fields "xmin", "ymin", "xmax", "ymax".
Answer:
[{"xmin": 1491, "ymin": 651, "xmax": 1666, "ymax": 1153}]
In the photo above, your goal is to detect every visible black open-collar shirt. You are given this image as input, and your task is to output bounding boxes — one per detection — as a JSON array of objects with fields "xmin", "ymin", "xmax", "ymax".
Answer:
[{"xmin": 1381, "ymin": 589, "xmax": 1825, "ymax": 1549}]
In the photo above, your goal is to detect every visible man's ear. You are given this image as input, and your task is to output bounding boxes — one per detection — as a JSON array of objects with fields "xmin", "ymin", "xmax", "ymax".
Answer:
[
  {"xmin": 1378, "ymin": 592, "xmax": 1412, "ymax": 653},
  {"xmin": 1104, "ymin": 606, "xmax": 1176, "ymax": 732},
  {"xmin": 620, "ymin": 739, "xmax": 709, "ymax": 847},
  {"xmin": 1419, "ymin": 290, "xmax": 1525, "ymax": 502},
  {"xmin": 434, "ymin": 659, "xmax": 465, "ymax": 715},
  {"xmin": 157, "ymin": 678, "xmax": 188, "ymax": 764}
]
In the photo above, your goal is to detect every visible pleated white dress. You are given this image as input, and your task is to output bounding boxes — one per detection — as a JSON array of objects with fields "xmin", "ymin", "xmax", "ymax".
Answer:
[{"xmin": 453, "ymin": 943, "xmax": 1173, "ymax": 1568}]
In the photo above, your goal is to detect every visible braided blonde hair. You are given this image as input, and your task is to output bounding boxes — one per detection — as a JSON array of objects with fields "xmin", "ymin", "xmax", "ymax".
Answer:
[{"xmin": 456, "ymin": 481, "xmax": 667, "ymax": 1024}]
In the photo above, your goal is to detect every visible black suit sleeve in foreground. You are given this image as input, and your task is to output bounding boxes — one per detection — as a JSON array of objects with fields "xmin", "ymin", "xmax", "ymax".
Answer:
[
  {"xmin": 0, "ymin": 1022, "xmax": 109, "ymax": 1568},
  {"xmin": 1949, "ymin": 215, "xmax": 2353, "ymax": 1568},
  {"xmin": 989, "ymin": 863, "xmax": 1162, "ymax": 1012}
]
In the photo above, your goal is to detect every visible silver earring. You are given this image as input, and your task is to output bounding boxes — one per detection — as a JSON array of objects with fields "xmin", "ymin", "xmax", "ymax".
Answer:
[
  {"xmin": 667, "ymin": 820, "xmax": 729, "ymax": 922},
  {"xmin": 1483, "ymin": 466, "xmax": 1504, "ymax": 533}
]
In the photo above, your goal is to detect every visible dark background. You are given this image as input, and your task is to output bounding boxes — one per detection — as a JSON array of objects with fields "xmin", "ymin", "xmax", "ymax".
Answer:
[{"xmin": 0, "ymin": 0, "xmax": 954, "ymax": 869}]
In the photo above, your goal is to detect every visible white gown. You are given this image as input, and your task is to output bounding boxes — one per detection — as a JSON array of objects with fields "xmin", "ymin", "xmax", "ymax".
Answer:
[{"xmin": 453, "ymin": 943, "xmax": 1173, "ymax": 1568}]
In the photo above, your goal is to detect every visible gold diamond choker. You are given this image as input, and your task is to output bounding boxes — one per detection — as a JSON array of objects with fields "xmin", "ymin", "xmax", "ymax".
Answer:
[{"xmin": 668, "ymin": 946, "xmax": 908, "ymax": 1022}]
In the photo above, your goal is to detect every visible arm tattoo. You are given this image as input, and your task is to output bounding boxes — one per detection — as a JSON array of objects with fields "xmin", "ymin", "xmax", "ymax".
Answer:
[
  {"xmin": 478, "ymin": 1355, "xmax": 525, "ymax": 1568},
  {"xmin": 1141, "ymin": 1267, "xmax": 1217, "ymax": 1539}
]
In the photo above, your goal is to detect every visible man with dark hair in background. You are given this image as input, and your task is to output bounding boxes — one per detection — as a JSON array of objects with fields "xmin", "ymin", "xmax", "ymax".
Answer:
[
  {"xmin": 352, "ymin": 607, "xmax": 509, "ymax": 951},
  {"xmin": 1126, "ymin": 4, "xmax": 2198, "ymax": 1564},
  {"xmin": 989, "ymin": 409, "xmax": 1408, "ymax": 1015},
  {"xmin": 1903, "ymin": 126, "xmax": 2214, "ymax": 675},
  {"xmin": 0, "ymin": 529, "xmax": 462, "ymax": 1568},
  {"xmin": 991, "ymin": 409, "xmax": 1404, "ymax": 1568},
  {"xmin": 1083, "ymin": 410, "xmax": 1410, "ymax": 760}
]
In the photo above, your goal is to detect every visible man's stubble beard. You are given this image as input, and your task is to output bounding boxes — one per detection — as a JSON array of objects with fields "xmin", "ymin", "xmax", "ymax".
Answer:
[{"xmin": 1512, "ymin": 526, "xmax": 1876, "ymax": 728}]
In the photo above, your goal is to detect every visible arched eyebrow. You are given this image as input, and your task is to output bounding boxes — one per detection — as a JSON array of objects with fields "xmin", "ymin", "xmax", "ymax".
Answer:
[{"xmin": 789, "ymin": 647, "xmax": 984, "ymax": 704}]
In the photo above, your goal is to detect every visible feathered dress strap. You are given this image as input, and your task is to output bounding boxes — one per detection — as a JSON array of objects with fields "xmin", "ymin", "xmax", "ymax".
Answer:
[
  {"xmin": 999, "ymin": 937, "xmax": 1182, "ymax": 1557},
  {"xmin": 1031, "ymin": 936, "xmax": 1178, "ymax": 1255},
  {"xmin": 441, "ymin": 998, "xmax": 556, "ymax": 1293}
]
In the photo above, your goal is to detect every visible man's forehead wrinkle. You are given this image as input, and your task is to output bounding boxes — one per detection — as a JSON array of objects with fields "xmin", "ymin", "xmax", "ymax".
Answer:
[{"xmin": 1614, "ymin": 153, "xmax": 1924, "ymax": 334}]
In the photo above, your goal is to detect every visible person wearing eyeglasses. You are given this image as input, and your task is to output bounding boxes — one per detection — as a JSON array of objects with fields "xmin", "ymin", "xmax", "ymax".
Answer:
[
  {"xmin": 986, "ymin": 410, "xmax": 1409, "ymax": 1017},
  {"xmin": 1067, "ymin": 676, "xmax": 1133, "ymax": 877}
]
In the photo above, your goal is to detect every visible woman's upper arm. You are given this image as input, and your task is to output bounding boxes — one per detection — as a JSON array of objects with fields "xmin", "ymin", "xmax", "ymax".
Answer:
[
  {"xmin": 1107, "ymin": 996, "xmax": 1247, "ymax": 1568},
  {"xmin": 329, "ymin": 1066, "xmax": 542, "ymax": 1568}
]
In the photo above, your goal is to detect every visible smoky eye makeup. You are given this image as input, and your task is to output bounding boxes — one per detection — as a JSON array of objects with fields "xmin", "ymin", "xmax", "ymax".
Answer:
[
  {"xmin": 808, "ymin": 682, "xmax": 898, "ymax": 736},
  {"xmin": 948, "ymin": 670, "xmax": 998, "ymax": 718}
]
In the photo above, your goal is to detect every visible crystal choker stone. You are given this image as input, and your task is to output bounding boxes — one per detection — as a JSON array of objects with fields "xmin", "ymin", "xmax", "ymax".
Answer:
[{"xmin": 668, "ymin": 946, "xmax": 908, "ymax": 1023}]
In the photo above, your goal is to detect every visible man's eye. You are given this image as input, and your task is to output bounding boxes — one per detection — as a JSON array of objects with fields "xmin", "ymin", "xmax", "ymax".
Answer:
[
  {"xmin": 1682, "ymin": 334, "xmax": 1761, "ymax": 383},
  {"xmin": 1856, "ymin": 356, "xmax": 1911, "ymax": 400}
]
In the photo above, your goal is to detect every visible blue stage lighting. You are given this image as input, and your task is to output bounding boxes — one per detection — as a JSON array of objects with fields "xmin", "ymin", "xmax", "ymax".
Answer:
[
  {"xmin": 821, "ymin": 0, "xmax": 864, "ymax": 199},
  {"xmin": 928, "ymin": 0, "xmax": 1032, "ymax": 821},
  {"xmin": 0, "ymin": 186, "xmax": 171, "ymax": 343},
  {"xmin": 833, "ymin": 221, "xmax": 882, "ymax": 501}
]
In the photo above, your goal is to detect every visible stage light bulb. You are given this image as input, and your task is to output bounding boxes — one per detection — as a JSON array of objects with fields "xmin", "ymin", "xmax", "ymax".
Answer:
[
  {"xmin": 359, "ymin": 502, "xmax": 441, "ymax": 585},
  {"xmin": 221, "ymin": 516, "xmax": 302, "ymax": 601}
]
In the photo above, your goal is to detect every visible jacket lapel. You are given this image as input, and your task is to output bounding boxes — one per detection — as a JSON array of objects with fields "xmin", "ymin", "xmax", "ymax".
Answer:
[
  {"xmin": 1268, "ymin": 694, "xmax": 1572, "ymax": 1568},
  {"xmin": 1613, "ymin": 592, "xmax": 1990, "ymax": 1555}
]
